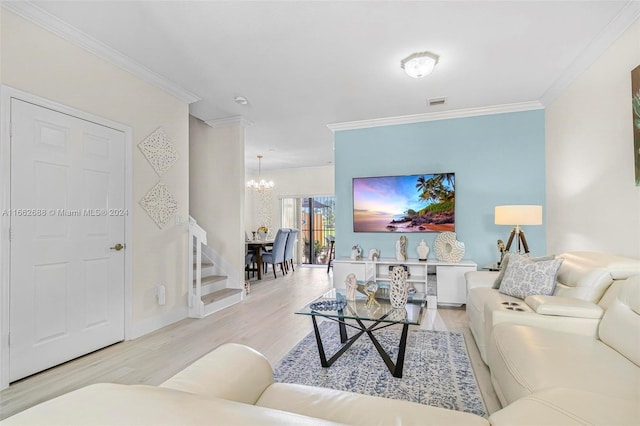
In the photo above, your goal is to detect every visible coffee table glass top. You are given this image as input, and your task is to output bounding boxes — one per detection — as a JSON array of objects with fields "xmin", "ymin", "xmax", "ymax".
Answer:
[{"xmin": 295, "ymin": 288, "xmax": 427, "ymax": 325}]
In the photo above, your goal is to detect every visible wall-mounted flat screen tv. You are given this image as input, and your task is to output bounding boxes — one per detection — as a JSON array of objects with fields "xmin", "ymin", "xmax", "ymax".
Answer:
[{"xmin": 353, "ymin": 173, "xmax": 455, "ymax": 232}]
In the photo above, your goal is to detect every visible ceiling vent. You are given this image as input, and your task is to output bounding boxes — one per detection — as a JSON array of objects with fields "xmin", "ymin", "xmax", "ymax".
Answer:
[{"xmin": 428, "ymin": 97, "xmax": 446, "ymax": 106}]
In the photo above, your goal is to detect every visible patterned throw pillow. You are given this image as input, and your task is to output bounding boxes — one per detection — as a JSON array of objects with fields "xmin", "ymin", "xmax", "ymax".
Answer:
[
  {"xmin": 498, "ymin": 254, "xmax": 563, "ymax": 299},
  {"xmin": 492, "ymin": 253, "xmax": 556, "ymax": 289}
]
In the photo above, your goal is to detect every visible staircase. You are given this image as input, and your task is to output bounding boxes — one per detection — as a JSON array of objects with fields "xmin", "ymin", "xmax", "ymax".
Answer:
[{"xmin": 188, "ymin": 216, "xmax": 243, "ymax": 318}]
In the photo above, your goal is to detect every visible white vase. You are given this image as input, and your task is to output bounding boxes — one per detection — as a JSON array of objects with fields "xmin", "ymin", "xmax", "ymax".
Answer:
[
  {"xmin": 416, "ymin": 240, "xmax": 429, "ymax": 261},
  {"xmin": 389, "ymin": 266, "xmax": 409, "ymax": 308}
]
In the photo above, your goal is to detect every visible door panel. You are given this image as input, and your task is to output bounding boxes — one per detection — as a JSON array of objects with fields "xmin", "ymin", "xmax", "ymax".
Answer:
[{"xmin": 9, "ymin": 99, "xmax": 126, "ymax": 382}]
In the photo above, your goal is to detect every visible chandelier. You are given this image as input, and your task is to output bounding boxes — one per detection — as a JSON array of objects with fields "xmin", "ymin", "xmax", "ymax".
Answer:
[{"xmin": 246, "ymin": 155, "xmax": 274, "ymax": 192}]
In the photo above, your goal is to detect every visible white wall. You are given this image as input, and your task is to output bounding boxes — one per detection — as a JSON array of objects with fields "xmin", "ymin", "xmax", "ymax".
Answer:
[
  {"xmin": 546, "ymin": 20, "xmax": 640, "ymax": 258},
  {"xmin": 1, "ymin": 10, "xmax": 190, "ymax": 335},
  {"xmin": 189, "ymin": 116, "xmax": 245, "ymax": 288},
  {"xmin": 245, "ymin": 165, "xmax": 334, "ymax": 233}
]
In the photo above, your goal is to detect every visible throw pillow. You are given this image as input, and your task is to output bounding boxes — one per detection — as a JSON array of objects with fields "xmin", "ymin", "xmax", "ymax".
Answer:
[
  {"xmin": 498, "ymin": 254, "xmax": 563, "ymax": 299},
  {"xmin": 492, "ymin": 253, "xmax": 556, "ymax": 289}
]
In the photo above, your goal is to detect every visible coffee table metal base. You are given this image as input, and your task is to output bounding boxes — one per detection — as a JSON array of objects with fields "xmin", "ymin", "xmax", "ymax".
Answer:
[{"xmin": 310, "ymin": 313, "xmax": 410, "ymax": 378}]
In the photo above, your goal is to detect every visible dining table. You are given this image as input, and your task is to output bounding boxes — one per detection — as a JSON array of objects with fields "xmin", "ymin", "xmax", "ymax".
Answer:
[{"xmin": 245, "ymin": 239, "xmax": 274, "ymax": 280}]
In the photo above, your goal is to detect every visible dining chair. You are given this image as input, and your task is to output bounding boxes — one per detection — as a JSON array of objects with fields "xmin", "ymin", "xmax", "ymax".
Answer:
[
  {"xmin": 326, "ymin": 235, "xmax": 335, "ymax": 273},
  {"xmin": 245, "ymin": 252, "xmax": 256, "ymax": 280},
  {"xmin": 261, "ymin": 228, "xmax": 290, "ymax": 279},
  {"xmin": 283, "ymin": 228, "xmax": 299, "ymax": 273}
]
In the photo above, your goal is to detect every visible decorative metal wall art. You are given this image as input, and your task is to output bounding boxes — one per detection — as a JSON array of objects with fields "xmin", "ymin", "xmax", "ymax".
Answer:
[
  {"xmin": 139, "ymin": 181, "xmax": 178, "ymax": 229},
  {"xmin": 138, "ymin": 127, "xmax": 178, "ymax": 177}
]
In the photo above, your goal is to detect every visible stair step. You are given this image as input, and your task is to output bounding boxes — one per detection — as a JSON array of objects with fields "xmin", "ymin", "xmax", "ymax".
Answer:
[
  {"xmin": 193, "ymin": 262, "xmax": 214, "ymax": 270},
  {"xmin": 201, "ymin": 288, "xmax": 242, "ymax": 305},
  {"xmin": 193, "ymin": 275, "xmax": 227, "ymax": 286}
]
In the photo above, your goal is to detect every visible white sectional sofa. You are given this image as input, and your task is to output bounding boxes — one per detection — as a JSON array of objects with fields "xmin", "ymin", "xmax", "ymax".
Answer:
[
  {"xmin": 466, "ymin": 251, "xmax": 640, "ymax": 363},
  {"xmin": 3, "ymin": 342, "xmax": 487, "ymax": 426},
  {"xmin": 487, "ymin": 275, "xmax": 640, "ymax": 425}
]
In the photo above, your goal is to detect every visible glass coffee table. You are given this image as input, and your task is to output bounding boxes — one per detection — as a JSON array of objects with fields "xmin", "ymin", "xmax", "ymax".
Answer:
[{"xmin": 295, "ymin": 288, "xmax": 427, "ymax": 378}]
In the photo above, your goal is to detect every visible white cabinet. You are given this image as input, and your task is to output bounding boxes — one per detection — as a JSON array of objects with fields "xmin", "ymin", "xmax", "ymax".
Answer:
[
  {"xmin": 436, "ymin": 264, "xmax": 477, "ymax": 306},
  {"xmin": 332, "ymin": 258, "xmax": 476, "ymax": 307}
]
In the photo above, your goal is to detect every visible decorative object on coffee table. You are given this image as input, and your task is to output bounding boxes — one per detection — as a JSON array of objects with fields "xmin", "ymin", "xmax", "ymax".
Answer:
[
  {"xmin": 433, "ymin": 231, "xmax": 465, "ymax": 263},
  {"xmin": 345, "ymin": 273, "xmax": 358, "ymax": 301},
  {"xmin": 416, "ymin": 239, "xmax": 429, "ymax": 261},
  {"xmin": 396, "ymin": 235, "xmax": 407, "ymax": 261},
  {"xmin": 390, "ymin": 266, "xmax": 409, "ymax": 308},
  {"xmin": 363, "ymin": 280, "xmax": 380, "ymax": 309}
]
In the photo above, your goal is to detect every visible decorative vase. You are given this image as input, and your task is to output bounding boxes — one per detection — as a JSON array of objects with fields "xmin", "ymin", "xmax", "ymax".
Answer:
[
  {"xmin": 433, "ymin": 232, "xmax": 465, "ymax": 263},
  {"xmin": 389, "ymin": 266, "xmax": 409, "ymax": 308},
  {"xmin": 395, "ymin": 235, "xmax": 407, "ymax": 261},
  {"xmin": 416, "ymin": 240, "xmax": 429, "ymax": 261}
]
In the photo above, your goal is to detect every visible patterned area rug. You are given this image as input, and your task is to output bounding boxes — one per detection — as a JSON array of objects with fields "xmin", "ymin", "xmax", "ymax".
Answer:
[{"xmin": 275, "ymin": 320, "xmax": 487, "ymax": 417}]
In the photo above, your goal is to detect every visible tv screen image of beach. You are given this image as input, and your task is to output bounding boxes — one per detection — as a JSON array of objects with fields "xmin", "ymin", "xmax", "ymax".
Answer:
[{"xmin": 353, "ymin": 173, "xmax": 455, "ymax": 233}]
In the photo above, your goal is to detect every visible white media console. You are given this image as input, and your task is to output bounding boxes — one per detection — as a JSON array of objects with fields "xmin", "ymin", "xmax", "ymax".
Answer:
[{"xmin": 332, "ymin": 258, "xmax": 477, "ymax": 308}]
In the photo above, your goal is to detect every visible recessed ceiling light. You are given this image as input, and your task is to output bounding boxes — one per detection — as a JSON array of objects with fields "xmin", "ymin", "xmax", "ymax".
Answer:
[
  {"xmin": 234, "ymin": 96, "xmax": 249, "ymax": 105},
  {"xmin": 401, "ymin": 51, "xmax": 439, "ymax": 78}
]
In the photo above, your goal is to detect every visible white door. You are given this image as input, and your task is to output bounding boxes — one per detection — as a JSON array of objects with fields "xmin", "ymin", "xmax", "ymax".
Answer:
[{"xmin": 9, "ymin": 99, "xmax": 126, "ymax": 382}]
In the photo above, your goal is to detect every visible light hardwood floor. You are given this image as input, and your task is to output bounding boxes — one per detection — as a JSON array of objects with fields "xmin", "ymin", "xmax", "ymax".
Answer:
[{"xmin": 0, "ymin": 266, "xmax": 501, "ymax": 420}]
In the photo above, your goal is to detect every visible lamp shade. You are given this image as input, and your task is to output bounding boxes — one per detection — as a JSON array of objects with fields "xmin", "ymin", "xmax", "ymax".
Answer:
[{"xmin": 495, "ymin": 205, "xmax": 542, "ymax": 226}]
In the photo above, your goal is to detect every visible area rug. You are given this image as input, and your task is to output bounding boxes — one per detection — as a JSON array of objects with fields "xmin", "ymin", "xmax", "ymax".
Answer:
[{"xmin": 275, "ymin": 321, "xmax": 487, "ymax": 417}]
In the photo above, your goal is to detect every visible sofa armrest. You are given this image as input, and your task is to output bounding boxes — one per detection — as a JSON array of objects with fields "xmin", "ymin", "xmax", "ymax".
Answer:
[
  {"xmin": 489, "ymin": 387, "xmax": 639, "ymax": 426},
  {"xmin": 160, "ymin": 343, "xmax": 274, "ymax": 405},
  {"xmin": 524, "ymin": 295, "xmax": 604, "ymax": 319},
  {"xmin": 487, "ymin": 302, "xmax": 600, "ymax": 339},
  {"xmin": 465, "ymin": 271, "xmax": 498, "ymax": 292}
]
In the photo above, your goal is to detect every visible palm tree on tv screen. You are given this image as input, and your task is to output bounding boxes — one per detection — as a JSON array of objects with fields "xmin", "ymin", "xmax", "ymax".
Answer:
[{"xmin": 415, "ymin": 174, "xmax": 455, "ymax": 206}]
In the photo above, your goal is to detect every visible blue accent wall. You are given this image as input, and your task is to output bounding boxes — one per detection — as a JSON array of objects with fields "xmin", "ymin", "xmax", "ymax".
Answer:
[{"xmin": 334, "ymin": 110, "xmax": 546, "ymax": 267}]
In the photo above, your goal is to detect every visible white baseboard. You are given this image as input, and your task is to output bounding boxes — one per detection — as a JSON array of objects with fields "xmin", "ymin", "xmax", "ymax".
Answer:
[{"xmin": 129, "ymin": 306, "xmax": 188, "ymax": 340}]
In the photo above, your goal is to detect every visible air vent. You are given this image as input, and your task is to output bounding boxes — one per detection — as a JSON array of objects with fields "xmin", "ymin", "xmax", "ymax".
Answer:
[{"xmin": 428, "ymin": 97, "xmax": 446, "ymax": 106}]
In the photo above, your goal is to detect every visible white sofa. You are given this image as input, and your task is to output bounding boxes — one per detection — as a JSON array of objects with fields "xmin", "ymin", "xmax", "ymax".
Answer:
[
  {"xmin": 3, "ymin": 342, "xmax": 487, "ymax": 426},
  {"xmin": 487, "ymin": 274, "xmax": 640, "ymax": 425},
  {"xmin": 466, "ymin": 251, "xmax": 640, "ymax": 363}
]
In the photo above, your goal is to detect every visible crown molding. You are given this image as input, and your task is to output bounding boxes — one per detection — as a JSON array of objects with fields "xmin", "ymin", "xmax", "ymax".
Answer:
[
  {"xmin": 327, "ymin": 101, "xmax": 544, "ymax": 132},
  {"xmin": 204, "ymin": 116, "xmax": 254, "ymax": 129},
  {"xmin": 540, "ymin": 1, "xmax": 640, "ymax": 106},
  {"xmin": 2, "ymin": 2, "xmax": 201, "ymax": 104}
]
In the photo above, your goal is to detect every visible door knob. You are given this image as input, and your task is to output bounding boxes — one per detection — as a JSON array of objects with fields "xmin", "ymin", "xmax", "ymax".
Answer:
[{"xmin": 110, "ymin": 243, "xmax": 125, "ymax": 251}]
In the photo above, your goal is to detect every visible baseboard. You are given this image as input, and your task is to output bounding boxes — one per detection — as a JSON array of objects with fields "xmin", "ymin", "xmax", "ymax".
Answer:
[{"xmin": 129, "ymin": 306, "xmax": 188, "ymax": 340}]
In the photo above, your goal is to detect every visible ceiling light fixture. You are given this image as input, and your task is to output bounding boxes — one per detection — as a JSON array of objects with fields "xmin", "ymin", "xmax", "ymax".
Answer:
[
  {"xmin": 234, "ymin": 96, "xmax": 249, "ymax": 105},
  {"xmin": 246, "ymin": 155, "xmax": 274, "ymax": 192},
  {"xmin": 400, "ymin": 51, "xmax": 439, "ymax": 78}
]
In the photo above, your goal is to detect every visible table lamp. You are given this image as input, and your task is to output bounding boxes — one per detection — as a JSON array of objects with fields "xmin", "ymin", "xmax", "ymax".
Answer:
[{"xmin": 494, "ymin": 205, "xmax": 542, "ymax": 255}]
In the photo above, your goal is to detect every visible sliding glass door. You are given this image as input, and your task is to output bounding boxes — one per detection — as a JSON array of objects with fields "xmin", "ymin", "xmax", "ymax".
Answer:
[{"xmin": 281, "ymin": 196, "xmax": 335, "ymax": 265}]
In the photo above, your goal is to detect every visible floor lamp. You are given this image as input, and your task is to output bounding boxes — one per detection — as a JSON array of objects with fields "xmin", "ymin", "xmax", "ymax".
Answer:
[{"xmin": 495, "ymin": 205, "xmax": 542, "ymax": 255}]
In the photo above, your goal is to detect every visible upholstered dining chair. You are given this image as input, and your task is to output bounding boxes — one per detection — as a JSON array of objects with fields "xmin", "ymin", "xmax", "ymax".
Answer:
[
  {"xmin": 245, "ymin": 252, "xmax": 256, "ymax": 280},
  {"xmin": 283, "ymin": 228, "xmax": 299, "ymax": 273},
  {"xmin": 261, "ymin": 228, "xmax": 290, "ymax": 279}
]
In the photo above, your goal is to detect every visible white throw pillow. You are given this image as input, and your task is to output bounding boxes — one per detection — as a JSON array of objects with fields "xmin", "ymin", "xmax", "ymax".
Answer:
[{"xmin": 498, "ymin": 254, "xmax": 563, "ymax": 299}]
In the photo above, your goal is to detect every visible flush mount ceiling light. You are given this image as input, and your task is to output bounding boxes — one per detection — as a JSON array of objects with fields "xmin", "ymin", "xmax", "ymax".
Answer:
[
  {"xmin": 234, "ymin": 96, "xmax": 249, "ymax": 105},
  {"xmin": 246, "ymin": 155, "xmax": 274, "ymax": 192},
  {"xmin": 400, "ymin": 51, "xmax": 439, "ymax": 78}
]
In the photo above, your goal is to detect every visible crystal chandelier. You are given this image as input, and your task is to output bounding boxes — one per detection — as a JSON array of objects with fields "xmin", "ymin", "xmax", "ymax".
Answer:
[{"xmin": 246, "ymin": 155, "xmax": 274, "ymax": 192}]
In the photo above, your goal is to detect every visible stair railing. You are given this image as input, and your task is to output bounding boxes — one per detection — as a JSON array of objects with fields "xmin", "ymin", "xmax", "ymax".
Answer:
[{"xmin": 188, "ymin": 216, "xmax": 207, "ymax": 316}]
